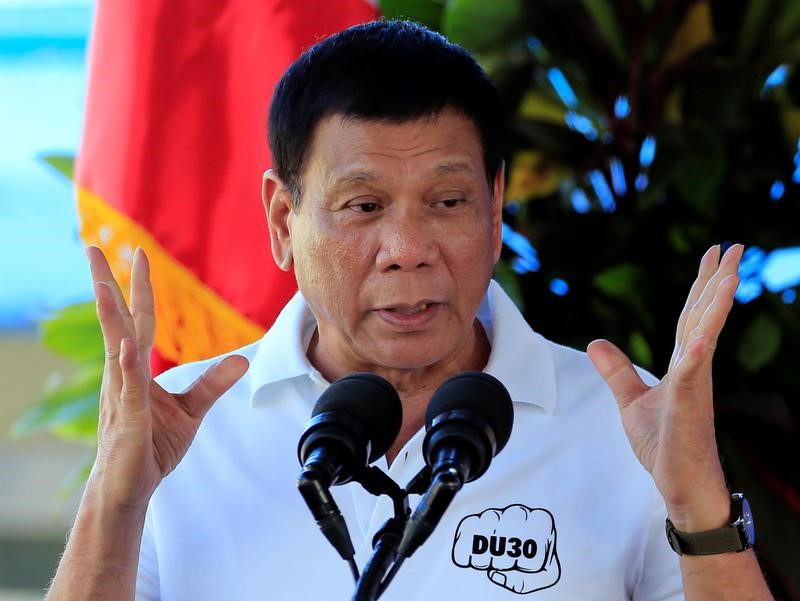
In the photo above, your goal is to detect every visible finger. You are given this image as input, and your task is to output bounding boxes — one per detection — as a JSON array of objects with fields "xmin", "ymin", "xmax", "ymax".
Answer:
[
  {"xmin": 672, "ymin": 275, "xmax": 739, "ymax": 393},
  {"xmin": 689, "ymin": 274, "xmax": 739, "ymax": 354},
  {"xmin": 178, "ymin": 355, "xmax": 249, "ymax": 419},
  {"xmin": 488, "ymin": 570, "xmax": 509, "ymax": 590},
  {"xmin": 95, "ymin": 281, "xmax": 132, "ymax": 390},
  {"xmin": 86, "ymin": 245, "xmax": 135, "ymax": 333},
  {"xmin": 671, "ymin": 332, "xmax": 710, "ymax": 393},
  {"xmin": 119, "ymin": 337, "xmax": 149, "ymax": 412},
  {"xmin": 130, "ymin": 248, "xmax": 155, "ymax": 372},
  {"xmin": 670, "ymin": 245, "xmax": 720, "ymax": 369},
  {"xmin": 681, "ymin": 244, "xmax": 743, "ymax": 350},
  {"xmin": 587, "ymin": 339, "xmax": 649, "ymax": 410},
  {"xmin": 674, "ymin": 245, "xmax": 720, "ymax": 347}
]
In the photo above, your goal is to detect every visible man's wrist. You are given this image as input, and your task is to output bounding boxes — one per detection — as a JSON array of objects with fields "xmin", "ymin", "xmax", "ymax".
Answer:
[
  {"xmin": 665, "ymin": 486, "xmax": 731, "ymax": 532},
  {"xmin": 82, "ymin": 474, "xmax": 151, "ymax": 523}
]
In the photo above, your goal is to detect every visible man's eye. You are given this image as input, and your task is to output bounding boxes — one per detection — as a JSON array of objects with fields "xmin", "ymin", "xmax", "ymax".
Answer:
[
  {"xmin": 353, "ymin": 202, "xmax": 380, "ymax": 213},
  {"xmin": 438, "ymin": 198, "xmax": 465, "ymax": 208}
]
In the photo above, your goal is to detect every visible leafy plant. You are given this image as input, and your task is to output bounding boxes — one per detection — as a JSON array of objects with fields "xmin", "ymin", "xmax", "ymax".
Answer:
[
  {"xmin": 382, "ymin": 0, "xmax": 800, "ymax": 597},
  {"xmin": 11, "ymin": 155, "xmax": 100, "ymax": 495}
]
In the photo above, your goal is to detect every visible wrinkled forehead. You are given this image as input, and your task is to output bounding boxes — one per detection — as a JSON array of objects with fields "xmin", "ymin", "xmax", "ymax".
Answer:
[{"xmin": 301, "ymin": 110, "xmax": 487, "ymax": 191}]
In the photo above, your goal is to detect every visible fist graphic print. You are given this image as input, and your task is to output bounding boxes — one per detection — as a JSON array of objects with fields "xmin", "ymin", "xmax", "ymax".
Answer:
[{"xmin": 452, "ymin": 504, "xmax": 561, "ymax": 595}]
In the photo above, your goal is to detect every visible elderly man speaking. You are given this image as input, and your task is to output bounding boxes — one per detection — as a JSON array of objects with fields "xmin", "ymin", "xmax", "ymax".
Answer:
[{"xmin": 47, "ymin": 20, "xmax": 772, "ymax": 601}]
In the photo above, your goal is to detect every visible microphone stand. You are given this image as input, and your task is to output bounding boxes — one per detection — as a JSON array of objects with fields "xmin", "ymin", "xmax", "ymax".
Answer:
[
  {"xmin": 352, "ymin": 517, "xmax": 405, "ymax": 601},
  {"xmin": 374, "ymin": 467, "xmax": 463, "ymax": 599},
  {"xmin": 351, "ymin": 467, "xmax": 437, "ymax": 601},
  {"xmin": 350, "ymin": 466, "xmax": 410, "ymax": 600}
]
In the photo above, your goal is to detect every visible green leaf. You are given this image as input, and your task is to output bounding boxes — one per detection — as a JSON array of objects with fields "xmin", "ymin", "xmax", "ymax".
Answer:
[
  {"xmin": 593, "ymin": 263, "xmax": 643, "ymax": 299},
  {"xmin": 16, "ymin": 397, "xmax": 97, "ymax": 444},
  {"xmin": 774, "ymin": 0, "xmax": 800, "ymax": 46},
  {"xmin": 737, "ymin": 0, "xmax": 770, "ymax": 60},
  {"xmin": 514, "ymin": 118, "xmax": 595, "ymax": 164},
  {"xmin": 40, "ymin": 301, "xmax": 104, "ymax": 362},
  {"xmin": 737, "ymin": 313, "xmax": 782, "ymax": 372},
  {"xmin": 639, "ymin": 0, "xmax": 655, "ymax": 12},
  {"xmin": 11, "ymin": 362, "xmax": 102, "ymax": 439},
  {"xmin": 441, "ymin": 0, "xmax": 522, "ymax": 52},
  {"xmin": 379, "ymin": 0, "xmax": 447, "ymax": 29},
  {"xmin": 667, "ymin": 225, "xmax": 692, "ymax": 254},
  {"xmin": 580, "ymin": 0, "xmax": 626, "ymax": 64},
  {"xmin": 674, "ymin": 130, "xmax": 727, "ymax": 211},
  {"xmin": 52, "ymin": 406, "xmax": 100, "ymax": 445},
  {"xmin": 518, "ymin": 90, "xmax": 568, "ymax": 123},
  {"xmin": 594, "ymin": 264, "xmax": 654, "ymax": 331},
  {"xmin": 493, "ymin": 260, "xmax": 525, "ymax": 310},
  {"xmin": 629, "ymin": 330, "xmax": 653, "ymax": 368},
  {"xmin": 662, "ymin": 1, "xmax": 713, "ymax": 68},
  {"xmin": 39, "ymin": 154, "xmax": 75, "ymax": 181},
  {"xmin": 778, "ymin": 37, "xmax": 800, "ymax": 64}
]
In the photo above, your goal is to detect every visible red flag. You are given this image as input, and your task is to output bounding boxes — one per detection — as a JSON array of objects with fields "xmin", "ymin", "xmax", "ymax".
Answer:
[{"xmin": 77, "ymin": 1, "xmax": 378, "ymax": 372}]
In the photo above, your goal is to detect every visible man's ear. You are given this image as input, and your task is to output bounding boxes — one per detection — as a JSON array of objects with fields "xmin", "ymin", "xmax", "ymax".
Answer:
[
  {"xmin": 262, "ymin": 169, "xmax": 294, "ymax": 271},
  {"xmin": 491, "ymin": 162, "xmax": 505, "ymax": 264}
]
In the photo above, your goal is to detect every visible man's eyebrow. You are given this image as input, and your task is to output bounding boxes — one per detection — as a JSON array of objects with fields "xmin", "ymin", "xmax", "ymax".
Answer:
[
  {"xmin": 329, "ymin": 170, "xmax": 381, "ymax": 188},
  {"xmin": 329, "ymin": 162, "xmax": 476, "ymax": 188},
  {"xmin": 433, "ymin": 161, "xmax": 475, "ymax": 175}
]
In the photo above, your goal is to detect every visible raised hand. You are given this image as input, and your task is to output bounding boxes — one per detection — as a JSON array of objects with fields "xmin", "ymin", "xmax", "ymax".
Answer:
[
  {"xmin": 587, "ymin": 244, "xmax": 743, "ymax": 530},
  {"xmin": 87, "ymin": 245, "xmax": 248, "ymax": 512}
]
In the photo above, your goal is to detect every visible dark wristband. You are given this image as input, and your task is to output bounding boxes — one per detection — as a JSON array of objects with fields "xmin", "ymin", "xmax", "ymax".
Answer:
[{"xmin": 665, "ymin": 493, "xmax": 755, "ymax": 556}]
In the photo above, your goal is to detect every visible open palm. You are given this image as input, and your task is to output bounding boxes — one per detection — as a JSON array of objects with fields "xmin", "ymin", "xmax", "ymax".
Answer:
[
  {"xmin": 87, "ymin": 246, "xmax": 248, "ymax": 511},
  {"xmin": 588, "ymin": 244, "xmax": 743, "ymax": 523}
]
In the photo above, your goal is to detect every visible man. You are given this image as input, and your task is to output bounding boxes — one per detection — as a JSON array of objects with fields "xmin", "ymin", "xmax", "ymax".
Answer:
[{"xmin": 47, "ymin": 20, "xmax": 773, "ymax": 600}]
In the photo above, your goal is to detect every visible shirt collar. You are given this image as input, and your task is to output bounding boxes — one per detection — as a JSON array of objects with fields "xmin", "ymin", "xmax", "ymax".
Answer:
[
  {"xmin": 249, "ymin": 292, "xmax": 320, "ymax": 406},
  {"xmin": 249, "ymin": 280, "xmax": 557, "ymax": 414},
  {"xmin": 480, "ymin": 280, "xmax": 557, "ymax": 414}
]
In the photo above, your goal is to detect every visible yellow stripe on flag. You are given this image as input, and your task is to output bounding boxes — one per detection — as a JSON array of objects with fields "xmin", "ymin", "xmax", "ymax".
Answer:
[{"xmin": 77, "ymin": 186, "xmax": 266, "ymax": 364}]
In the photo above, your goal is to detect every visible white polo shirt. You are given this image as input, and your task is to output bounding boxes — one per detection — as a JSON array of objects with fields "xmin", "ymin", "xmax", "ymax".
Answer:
[{"xmin": 136, "ymin": 281, "xmax": 683, "ymax": 600}]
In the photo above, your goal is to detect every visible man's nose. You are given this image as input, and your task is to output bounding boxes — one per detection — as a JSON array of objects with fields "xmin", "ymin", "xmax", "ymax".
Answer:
[{"xmin": 375, "ymin": 211, "xmax": 439, "ymax": 272}]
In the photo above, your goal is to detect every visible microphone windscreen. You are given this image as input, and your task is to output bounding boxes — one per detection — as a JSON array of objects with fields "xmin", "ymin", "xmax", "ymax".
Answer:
[
  {"xmin": 312, "ymin": 372, "xmax": 402, "ymax": 462},
  {"xmin": 425, "ymin": 372, "xmax": 514, "ymax": 454}
]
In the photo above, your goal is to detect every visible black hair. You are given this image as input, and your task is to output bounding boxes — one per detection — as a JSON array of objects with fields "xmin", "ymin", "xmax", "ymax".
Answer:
[{"xmin": 268, "ymin": 19, "xmax": 504, "ymax": 205}]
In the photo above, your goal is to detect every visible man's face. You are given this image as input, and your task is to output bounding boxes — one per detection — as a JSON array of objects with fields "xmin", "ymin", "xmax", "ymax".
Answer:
[{"xmin": 265, "ymin": 109, "xmax": 504, "ymax": 375}]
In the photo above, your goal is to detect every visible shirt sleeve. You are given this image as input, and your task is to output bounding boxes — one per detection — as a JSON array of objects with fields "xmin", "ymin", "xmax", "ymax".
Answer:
[
  {"xmin": 632, "ymin": 489, "xmax": 684, "ymax": 601},
  {"xmin": 135, "ymin": 506, "xmax": 160, "ymax": 601}
]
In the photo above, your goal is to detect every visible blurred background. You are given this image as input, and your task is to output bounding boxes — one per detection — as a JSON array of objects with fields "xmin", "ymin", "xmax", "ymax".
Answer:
[
  {"xmin": 1, "ymin": 0, "xmax": 798, "ymax": 599},
  {"xmin": 0, "ymin": 0, "xmax": 94, "ymax": 599}
]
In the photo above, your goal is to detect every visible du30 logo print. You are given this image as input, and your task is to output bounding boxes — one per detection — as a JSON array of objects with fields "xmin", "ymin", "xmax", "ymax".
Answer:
[{"xmin": 452, "ymin": 504, "xmax": 561, "ymax": 595}]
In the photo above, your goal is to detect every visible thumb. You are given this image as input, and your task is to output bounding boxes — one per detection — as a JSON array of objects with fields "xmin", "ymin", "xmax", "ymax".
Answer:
[
  {"xmin": 180, "ymin": 355, "xmax": 250, "ymax": 418},
  {"xmin": 488, "ymin": 570, "xmax": 508, "ymax": 589},
  {"xmin": 587, "ymin": 339, "xmax": 649, "ymax": 410}
]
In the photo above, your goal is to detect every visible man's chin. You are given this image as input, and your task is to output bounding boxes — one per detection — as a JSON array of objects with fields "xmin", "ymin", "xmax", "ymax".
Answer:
[{"xmin": 371, "ymin": 345, "xmax": 457, "ymax": 373}]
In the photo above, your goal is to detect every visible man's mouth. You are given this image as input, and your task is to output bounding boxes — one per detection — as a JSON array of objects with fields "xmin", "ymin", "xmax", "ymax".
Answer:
[
  {"xmin": 376, "ymin": 301, "xmax": 441, "ymax": 329},
  {"xmin": 385, "ymin": 303, "xmax": 432, "ymax": 315}
]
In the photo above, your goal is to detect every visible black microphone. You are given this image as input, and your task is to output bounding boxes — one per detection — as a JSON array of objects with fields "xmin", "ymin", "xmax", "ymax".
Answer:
[
  {"xmin": 423, "ymin": 371, "xmax": 514, "ymax": 483},
  {"xmin": 297, "ymin": 372, "xmax": 402, "ymax": 572},
  {"xmin": 396, "ymin": 372, "xmax": 513, "ymax": 560}
]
